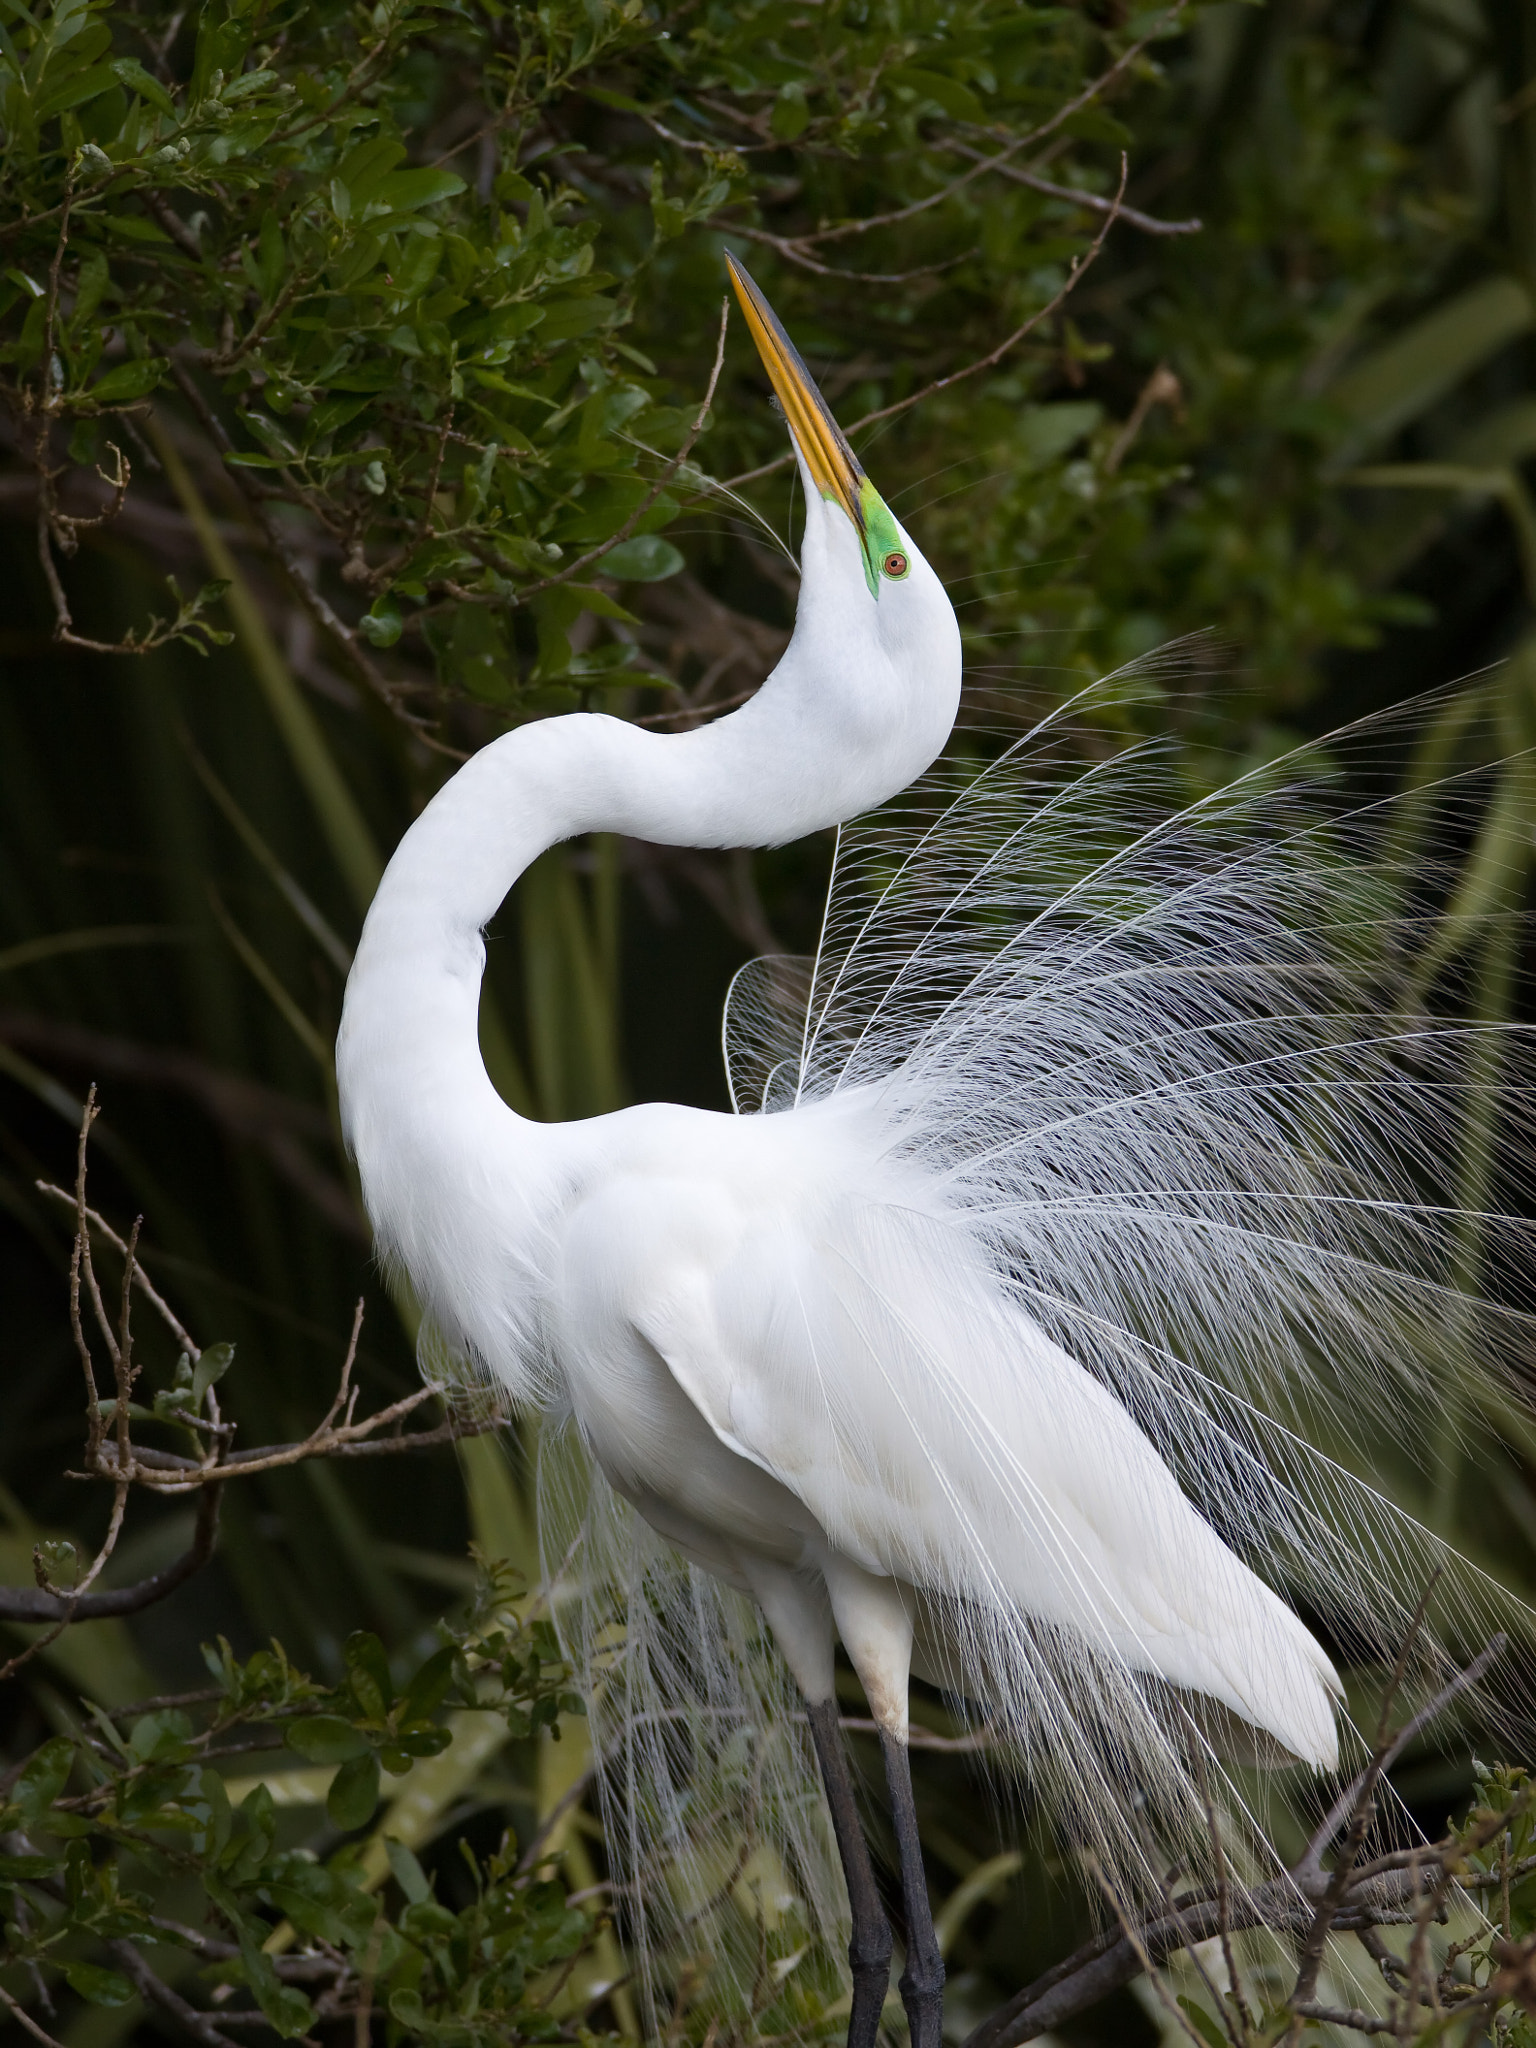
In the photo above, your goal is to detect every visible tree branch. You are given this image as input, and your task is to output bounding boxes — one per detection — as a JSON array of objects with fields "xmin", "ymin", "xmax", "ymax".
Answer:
[{"xmin": 0, "ymin": 1480, "xmax": 221, "ymax": 1622}]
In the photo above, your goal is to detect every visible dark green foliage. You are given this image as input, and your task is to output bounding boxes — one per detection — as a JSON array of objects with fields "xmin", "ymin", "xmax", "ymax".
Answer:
[{"xmin": 0, "ymin": 1563, "xmax": 595, "ymax": 2042}]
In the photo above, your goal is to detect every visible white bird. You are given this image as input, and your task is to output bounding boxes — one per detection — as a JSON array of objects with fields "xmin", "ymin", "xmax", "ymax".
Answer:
[{"xmin": 338, "ymin": 258, "xmax": 1524, "ymax": 2047}]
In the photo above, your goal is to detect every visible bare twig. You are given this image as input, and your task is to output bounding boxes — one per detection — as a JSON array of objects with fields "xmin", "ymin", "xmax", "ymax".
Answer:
[
  {"xmin": 0, "ymin": 1982, "xmax": 69, "ymax": 2048},
  {"xmin": 1291, "ymin": 2000, "xmax": 1395, "ymax": 2034},
  {"xmin": 104, "ymin": 1939, "xmax": 242, "ymax": 2048},
  {"xmin": 939, "ymin": 143, "xmax": 1201, "ymax": 237},
  {"xmin": 37, "ymin": 1178, "xmax": 200, "ymax": 1355}
]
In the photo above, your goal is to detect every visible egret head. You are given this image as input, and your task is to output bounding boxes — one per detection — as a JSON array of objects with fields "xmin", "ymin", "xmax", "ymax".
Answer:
[{"xmin": 725, "ymin": 254, "xmax": 959, "ymax": 785}]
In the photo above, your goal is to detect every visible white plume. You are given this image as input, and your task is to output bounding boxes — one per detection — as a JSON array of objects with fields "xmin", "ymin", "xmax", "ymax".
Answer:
[{"xmin": 543, "ymin": 659, "xmax": 1535, "ymax": 2025}]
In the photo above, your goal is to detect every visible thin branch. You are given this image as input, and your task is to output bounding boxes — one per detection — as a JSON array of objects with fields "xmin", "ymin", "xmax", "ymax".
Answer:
[
  {"xmin": 939, "ymin": 143, "xmax": 1201, "ymax": 236},
  {"xmin": 720, "ymin": 221, "xmax": 971, "ymax": 283},
  {"xmin": 721, "ymin": 156, "xmax": 1129, "ymax": 492},
  {"xmin": 0, "ymin": 1983, "xmax": 68, "ymax": 2048},
  {"xmin": 1291, "ymin": 2000, "xmax": 1394, "ymax": 2034},
  {"xmin": 1089, "ymin": 1859, "xmax": 1209, "ymax": 2048},
  {"xmin": 0, "ymin": 1480, "xmax": 221, "ymax": 1623},
  {"xmin": 103, "ymin": 1939, "xmax": 242, "ymax": 2048},
  {"xmin": 38, "ymin": 1178, "xmax": 209, "ymax": 1357}
]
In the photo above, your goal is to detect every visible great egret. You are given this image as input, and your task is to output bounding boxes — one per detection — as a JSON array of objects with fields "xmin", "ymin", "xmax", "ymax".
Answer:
[{"xmin": 339, "ymin": 258, "xmax": 1527, "ymax": 2046}]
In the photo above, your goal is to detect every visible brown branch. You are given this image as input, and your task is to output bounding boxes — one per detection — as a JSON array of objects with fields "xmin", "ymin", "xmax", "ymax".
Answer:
[
  {"xmin": 1291, "ymin": 2000, "xmax": 1394, "ymax": 2034},
  {"xmin": 103, "ymin": 1939, "xmax": 242, "ymax": 2048},
  {"xmin": 36, "ymin": 1178, "xmax": 199, "ymax": 1356},
  {"xmin": 721, "ymin": 156, "xmax": 1129, "ymax": 492},
  {"xmin": 717, "ymin": 221, "xmax": 970, "ymax": 283},
  {"xmin": 0, "ymin": 1982, "xmax": 68, "ymax": 2048},
  {"xmin": 0, "ymin": 1480, "xmax": 221, "ymax": 1623},
  {"xmin": 939, "ymin": 143, "xmax": 1201, "ymax": 237}
]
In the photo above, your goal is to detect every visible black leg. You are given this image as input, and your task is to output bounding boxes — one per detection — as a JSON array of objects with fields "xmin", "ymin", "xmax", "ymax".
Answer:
[
  {"xmin": 806, "ymin": 1698, "xmax": 893, "ymax": 2048},
  {"xmin": 879, "ymin": 1731, "xmax": 944, "ymax": 2048}
]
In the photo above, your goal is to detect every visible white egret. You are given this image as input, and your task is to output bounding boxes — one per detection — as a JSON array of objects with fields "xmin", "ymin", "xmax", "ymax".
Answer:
[{"xmin": 339, "ymin": 257, "xmax": 1529, "ymax": 2046}]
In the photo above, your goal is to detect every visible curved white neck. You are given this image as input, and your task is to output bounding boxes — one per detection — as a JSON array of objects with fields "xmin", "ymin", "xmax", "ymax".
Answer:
[{"xmin": 335, "ymin": 491, "xmax": 960, "ymax": 1377}]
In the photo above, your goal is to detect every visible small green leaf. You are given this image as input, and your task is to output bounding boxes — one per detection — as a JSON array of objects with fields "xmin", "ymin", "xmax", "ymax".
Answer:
[
  {"xmin": 255, "ymin": 213, "xmax": 284, "ymax": 301},
  {"xmin": 770, "ymin": 83, "xmax": 810, "ymax": 142},
  {"xmin": 192, "ymin": 1340, "xmax": 235, "ymax": 1407},
  {"xmin": 129, "ymin": 1709, "xmax": 193, "ymax": 1762},
  {"xmin": 599, "ymin": 534, "xmax": 684, "ymax": 582},
  {"xmin": 12, "ymin": 1737, "xmax": 74, "ymax": 1819},
  {"xmin": 343, "ymin": 1632, "xmax": 393, "ymax": 1717},
  {"xmin": 285, "ymin": 1715, "xmax": 371, "ymax": 1765},
  {"xmin": 360, "ymin": 599, "xmax": 402, "ymax": 647},
  {"xmin": 372, "ymin": 168, "xmax": 466, "ymax": 214},
  {"xmin": 326, "ymin": 1750, "xmax": 380, "ymax": 1830},
  {"xmin": 109, "ymin": 56, "xmax": 175, "ymax": 117},
  {"xmin": 399, "ymin": 1644, "xmax": 456, "ymax": 1721},
  {"xmin": 1177, "ymin": 1996, "xmax": 1231, "ymax": 2048},
  {"xmin": 64, "ymin": 1963, "xmax": 134, "ymax": 2007},
  {"xmin": 386, "ymin": 1837, "xmax": 430, "ymax": 1903},
  {"xmin": 35, "ymin": 1537, "xmax": 78, "ymax": 1587},
  {"xmin": 87, "ymin": 357, "xmax": 168, "ymax": 405}
]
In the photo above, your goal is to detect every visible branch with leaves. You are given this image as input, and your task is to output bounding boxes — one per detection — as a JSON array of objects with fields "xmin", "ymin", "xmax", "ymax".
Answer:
[{"xmin": 0, "ymin": 1091, "xmax": 496, "ymax": 1649}]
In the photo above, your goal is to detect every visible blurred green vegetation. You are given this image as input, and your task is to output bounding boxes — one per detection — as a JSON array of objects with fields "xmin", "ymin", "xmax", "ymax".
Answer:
[{"xmin": 1, "ymin": 0, "xmax": 1533, "ymax": 2042}]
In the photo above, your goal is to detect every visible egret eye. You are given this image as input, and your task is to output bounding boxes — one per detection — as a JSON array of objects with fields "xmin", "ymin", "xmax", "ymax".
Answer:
[{"xmin": 882, "ymin": 550, "xmax": 909, "ymax": 579}]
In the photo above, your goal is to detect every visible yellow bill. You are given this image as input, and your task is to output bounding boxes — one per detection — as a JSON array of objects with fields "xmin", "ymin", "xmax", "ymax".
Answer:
[{"xmin": 726, "ymin": 252, "xmax": 867, "ymax": 541}]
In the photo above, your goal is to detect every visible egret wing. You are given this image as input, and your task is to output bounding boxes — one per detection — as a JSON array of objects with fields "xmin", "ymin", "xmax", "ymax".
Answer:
[{"xmin": 630, "ymin": 1168, "xmax": 1340, "ymax": 1770}]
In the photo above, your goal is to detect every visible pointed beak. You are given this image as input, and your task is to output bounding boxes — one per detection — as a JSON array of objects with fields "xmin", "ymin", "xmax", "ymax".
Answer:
[{"xmin": 726, "ymin": 252, "xmax": 867, "ymax": 539}]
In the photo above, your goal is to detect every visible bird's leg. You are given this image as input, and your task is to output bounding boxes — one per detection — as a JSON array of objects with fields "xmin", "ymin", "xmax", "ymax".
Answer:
[
  {"xmin": 822, "ymin": 1559, "xmax": 944, "ymax": 2048},
  {"xmin": 879, "ymin": 1728, "xmax": 945, "ymax": 2048},
  {"xmin": 737, "ymin": 1557, "xmax": 894, "ymax": 2048},
  {"xmin": 805, "ymin": 1697, "xmax": 893, "ymax": 2048}
]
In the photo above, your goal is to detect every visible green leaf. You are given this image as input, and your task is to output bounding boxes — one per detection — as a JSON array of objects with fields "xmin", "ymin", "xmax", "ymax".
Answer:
[
  {"xmin": 360, "ymin": 598, "xmax": 402, "ymax": 647},
  {"xmin": 285, "ymin": 1714, "xmax": 372, "ymax": 1765},
  {"xmin": 326, "ymin": 1750, "xmax": 380, "ymax": 1830},
  {"xmin": 373, "ymin": 168, "xmax": 466, "ymax": 213},
  {"xmin": 64, "ymin": 1963, "xmax": 134, "ymax": 2007},
  {"xmin": 36, "ymin": 1536, "xmax": 78, "ymax": 1586},
  {"xmin": 12, "ymin": 1737, "xmax": 74, "ymax": 1819},
  {"xmin": 770, "ymin": 83, "xmax": 810, "ymax": 142},
  {"xmin": 128, "ymin": 1709, "xmax": 193, "ymax": 1761},
  {"xmin": 255, "ymin": 213, "xmax": 284, "ymax": 301},
  {"xmin": 87, "ymin": 357, "xmax": 167, "ymax": 404},
  {"xmin": 386, "ymin": 1837, "xmax": 430, "ymax": 1903},
  {"xmin": 888, "ymin": 66, "xmax": 986, "ymax": 121},
  {"xmin": 343, "ymin": 1631, "xmax": 393, "ymax": 1717},
  {"xmin": 192, "ymin": 1340, "xmax": 235, "ymax": 1407},
  {"xmin": 598, "ymin": 534, "xmax": 684, "ymax": 581},
  {"xmin": 399, "ymin": 1643, "xmax": 457, "ymax": 1721},
  {"xmin": 109, "ymin": 54, "xmax": 175, "ymax": 117},
  {"xmin": 1329, "ymin": 277, "xmax": 1534, "ymax": 448},
  {"xmin": 1177, "ymin": 1996, "xmax": 1230, "ymax": 2048},
  {"xmin": 37, "ymin": 61, "xmax": 120, "ymax": 120}
]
